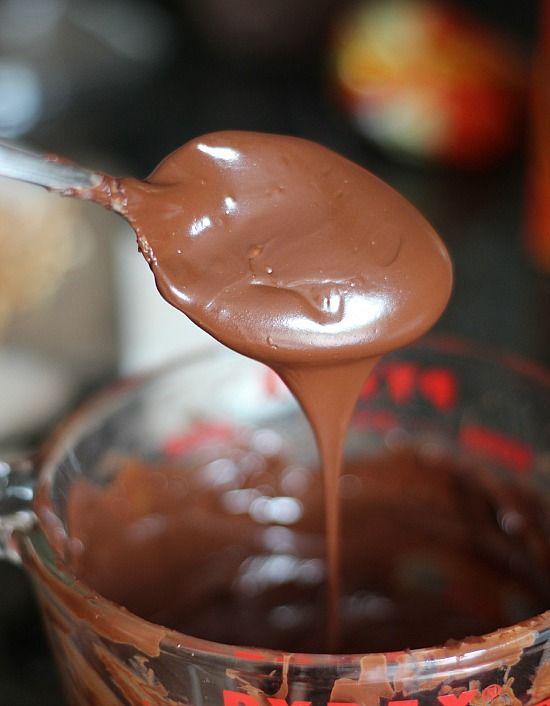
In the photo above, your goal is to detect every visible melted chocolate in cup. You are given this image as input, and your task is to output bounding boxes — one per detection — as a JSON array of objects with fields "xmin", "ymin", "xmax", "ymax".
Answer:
[
  {"xmin": 67, "ymin": 441, "xmax": 550, "ymax": 654},
  {"xmin": 92, "ymin": 131, "xmax": 453, "ymax": 649}
]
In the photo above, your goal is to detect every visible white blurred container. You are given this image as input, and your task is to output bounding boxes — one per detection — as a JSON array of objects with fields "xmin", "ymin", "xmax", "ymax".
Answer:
[
  {"xmin": 0, "ymin": 176, "xmax": 116, "ymax": 442},
  {"xmin": 112, "ymin": 219, "xmax": 221, "ymax": 376}
]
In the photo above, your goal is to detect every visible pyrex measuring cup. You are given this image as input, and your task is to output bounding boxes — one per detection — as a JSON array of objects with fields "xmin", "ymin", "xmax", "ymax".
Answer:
[{"xmin": 0, "ymin": 338, "xmax": 548, "ymax": 706}]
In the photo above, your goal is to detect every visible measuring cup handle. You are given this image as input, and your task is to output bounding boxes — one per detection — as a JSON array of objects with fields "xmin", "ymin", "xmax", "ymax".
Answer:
[{"xmin": 0, "ymin": 457, "xmax": 37, "ymax": 563}]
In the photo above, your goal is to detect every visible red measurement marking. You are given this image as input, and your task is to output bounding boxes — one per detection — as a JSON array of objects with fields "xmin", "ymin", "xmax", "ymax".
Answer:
[
  {"xmin": 460, "ymin": 424, "xmax": 533, "ymax": 474},
  {"xmin": 385, "ymin": 363, "xmax": 417, "ymax": 404},
  {"xmin": 359, "ymin": 373, "xmax": 379, "ymax": 399},
  {"xmin": 438, "ymin": 690, "xmax": 480, "ymax": 706},
  {"xmin": 232, "ymin": 650, "xmax": 267, "ymax": 661},
  {"xmin": 418, "ymin": 368, "xmax": 458, "ymax": 410},
  {"xmin": 385, "ymin": 650, "xmax": 406, "ymax": 660},
  {"xmin": 358, "ymin": 364, "xmax": 458, "ymax": 411},
  {"xmin": 225, "ymin": 691, "xmax": 261, "ymax": 706},
  {"xmin": 223, "ymin": 687, "xmax": 526, "ymax": 706},
  {"xmin": 164, "ymin": 422, "xmax": 235, "ymax": 456},
  {"xmin": 534, "ymin": 699, "xmax": 550, "ymax": 706},
  {"xmin": 232, "ymin": 651, "xmax": 312, "ymax": 665},
  {"xmin": 482, "ymin": 685, "xmax": 502, "ymax": 702}
]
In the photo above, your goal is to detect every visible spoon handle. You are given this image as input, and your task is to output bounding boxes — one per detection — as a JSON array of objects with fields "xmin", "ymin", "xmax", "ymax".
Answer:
[{"xmin": 0, "ymin": 142, "xmax": 102, "ymax": 191}]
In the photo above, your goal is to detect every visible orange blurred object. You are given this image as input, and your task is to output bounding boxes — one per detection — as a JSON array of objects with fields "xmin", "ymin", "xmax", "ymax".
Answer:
[
  {"xmin": 332, "ymin": 0, "xmax": 528, "ymax": 168},
  {"xmin": 526, "ymin": 0, "xmax": 550, "ymax": 272}
]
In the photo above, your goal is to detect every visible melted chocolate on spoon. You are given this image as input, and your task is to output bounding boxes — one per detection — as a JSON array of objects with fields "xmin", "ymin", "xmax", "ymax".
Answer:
[{"xmin": 85, "ymin": 131, "xmax": 453, "ymax": 648}]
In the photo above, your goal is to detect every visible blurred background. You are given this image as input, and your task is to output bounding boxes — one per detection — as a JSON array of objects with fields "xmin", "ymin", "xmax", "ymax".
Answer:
[{"xmin": 0, "ymin": 0, "xmax": 548, "ymax": 703}]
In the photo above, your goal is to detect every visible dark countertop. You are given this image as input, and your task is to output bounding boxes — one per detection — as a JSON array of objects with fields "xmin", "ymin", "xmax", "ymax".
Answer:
[{"xmin": 0, "ymin": 1, "xmax": 547, "ymax": 704}]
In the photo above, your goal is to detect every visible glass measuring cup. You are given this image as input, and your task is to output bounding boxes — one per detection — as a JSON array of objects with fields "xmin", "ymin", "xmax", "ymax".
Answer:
[{"xmin": 0, "ymin": 337, "xmax": 548, "ymax": 706}]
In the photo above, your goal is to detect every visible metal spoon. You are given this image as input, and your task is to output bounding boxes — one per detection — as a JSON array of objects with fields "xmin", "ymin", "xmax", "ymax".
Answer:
[{"xmin": 0, "ymin": 141, "xmax": 104, "ymax": 192}]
